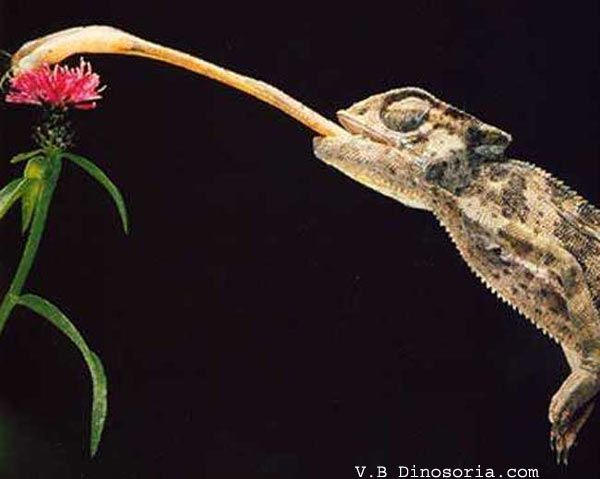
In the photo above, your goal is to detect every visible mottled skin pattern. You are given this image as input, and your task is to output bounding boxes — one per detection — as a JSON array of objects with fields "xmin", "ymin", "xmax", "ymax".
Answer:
[{"xmin": 313, "ymin": 88, "xmax": 600, "ymax": 464}]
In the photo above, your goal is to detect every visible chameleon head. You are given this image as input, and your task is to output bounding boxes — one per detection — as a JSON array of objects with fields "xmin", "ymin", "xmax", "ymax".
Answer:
[{"xmin": 314, "ymin": 87, "xmax": 512, "ymax": 208}]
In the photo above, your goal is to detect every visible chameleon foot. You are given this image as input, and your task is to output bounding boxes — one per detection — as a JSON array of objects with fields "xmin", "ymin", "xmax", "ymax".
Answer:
[
  {"xmin": 549, "ymin": 368, "xmax": 599, "ymax": 464},
  {"xmin": 550, "ymin": 401, "xmax": 594, "ymax": 465}
]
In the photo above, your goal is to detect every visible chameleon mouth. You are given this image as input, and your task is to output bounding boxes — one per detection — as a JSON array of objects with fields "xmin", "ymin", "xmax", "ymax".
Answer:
[{"xmin": 336, "ymin": 110, "xmax": 389, "ymax": 143}]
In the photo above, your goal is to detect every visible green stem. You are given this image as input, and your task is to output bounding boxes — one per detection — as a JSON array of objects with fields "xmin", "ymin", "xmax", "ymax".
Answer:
[{"xmin": 0, "ymin": 152, "xmax": 62, "ymax": 334}]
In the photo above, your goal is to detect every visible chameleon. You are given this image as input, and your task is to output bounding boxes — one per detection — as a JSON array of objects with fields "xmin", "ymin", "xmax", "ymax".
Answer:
[
  {"xmin": 314, "ymin": 89, "xmax": 600, "ymax": 464},
  {"xmin": 5, "ymin": 25, "xmax": 600, "ymax": 464}
]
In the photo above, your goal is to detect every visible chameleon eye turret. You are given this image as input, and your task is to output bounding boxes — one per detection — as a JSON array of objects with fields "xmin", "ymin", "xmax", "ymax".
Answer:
[{"xmin": 380, "ymin": 95, "xmax": 431, "ymax": 132}]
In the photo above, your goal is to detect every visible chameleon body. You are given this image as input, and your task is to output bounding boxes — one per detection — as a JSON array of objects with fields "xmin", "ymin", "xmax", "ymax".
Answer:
[
  {"xmin": 313, "ymin": 88, "xmax": 600, "ymax": 464},
  {"xmin": 7, "ymin": 26, "xmax": 600, "ymax": 464}
]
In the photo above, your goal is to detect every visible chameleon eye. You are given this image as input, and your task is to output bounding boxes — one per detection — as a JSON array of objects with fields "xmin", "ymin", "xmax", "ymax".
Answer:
[{"xmin": 381, "ymin": 96, "xmax": 431, "ymax": 133}]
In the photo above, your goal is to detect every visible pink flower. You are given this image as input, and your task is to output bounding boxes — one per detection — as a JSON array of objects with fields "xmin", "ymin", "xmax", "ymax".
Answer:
[{"xmin": 5, "ymin": 59, "xmax": 104, "ymax": 110}]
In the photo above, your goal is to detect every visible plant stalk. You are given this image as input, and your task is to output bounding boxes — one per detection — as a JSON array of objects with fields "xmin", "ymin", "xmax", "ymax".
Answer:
[{"xmin": 0, "ymin": 152, "xmax": 62, "ymax": 334}]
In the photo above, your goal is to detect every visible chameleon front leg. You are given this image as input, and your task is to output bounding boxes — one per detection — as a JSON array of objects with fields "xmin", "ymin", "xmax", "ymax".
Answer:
[
  {"xmin": 500, "ymin": 223, "xmax": 600, "ymax": 463},
  {"xmin": 551, "ymin": 346, "xmax": 599, "ymax": 464},
  {"xmin": 549, "ymin": 365, "xmax": 598, "ymax": 464}
]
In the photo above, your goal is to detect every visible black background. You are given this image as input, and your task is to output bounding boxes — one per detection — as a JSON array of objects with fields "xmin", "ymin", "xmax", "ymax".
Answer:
[{"xmin": 0, "ymin": 1, "xmax": 599, "ymax": 478}]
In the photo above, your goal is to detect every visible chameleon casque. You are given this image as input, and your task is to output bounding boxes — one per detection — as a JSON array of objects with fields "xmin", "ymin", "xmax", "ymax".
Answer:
[{"xmin": 6, "ymin": 25, "xmax": 600, "ymax": 464}]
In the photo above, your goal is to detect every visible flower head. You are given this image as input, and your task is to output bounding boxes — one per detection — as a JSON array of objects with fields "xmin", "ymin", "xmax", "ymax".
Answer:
[{"xmin": 5, "ymin": 58, "xmax": 104, "ymax": 110}]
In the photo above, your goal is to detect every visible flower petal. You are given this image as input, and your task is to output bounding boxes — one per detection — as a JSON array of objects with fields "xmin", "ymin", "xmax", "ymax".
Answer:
[{"xmin": 4, "ymin": 59, "xmax": 104, "ymax": 109}]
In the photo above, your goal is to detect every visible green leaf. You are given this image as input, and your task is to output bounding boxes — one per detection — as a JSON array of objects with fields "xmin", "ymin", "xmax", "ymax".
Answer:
[
  {"xmin": 21, "ymin": 156, "xmax": 48, "ymax": 233},
  {"xmin": 0, "ymin": 178, "xmax": 31, "ymax": 220},
  {"xmin": 21, "ymin": 180, "xmax": 42, "ymax": 234},
  {"xmin": 17, "ymin": 294, "xmax": 108, "ymax": 457},
  {"xmin": 63, "ymin": 153, "xmax": 129, "ymax": 234},
  {"xmin": 10, "ymin": 150, "xmax": 43, "ymax": 164}
]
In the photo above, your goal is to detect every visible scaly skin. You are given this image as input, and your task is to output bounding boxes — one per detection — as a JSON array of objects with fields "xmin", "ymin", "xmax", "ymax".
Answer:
[{"xmin": 313, "ymin": 88, "xmax": 600, "ymax": 464}]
